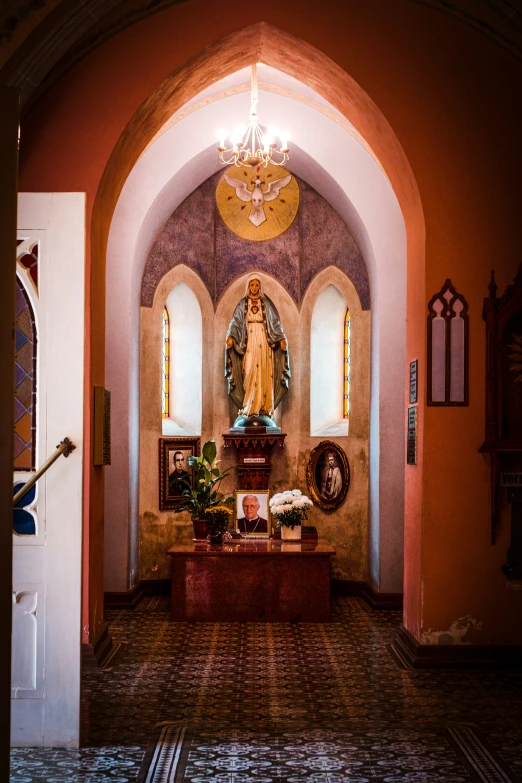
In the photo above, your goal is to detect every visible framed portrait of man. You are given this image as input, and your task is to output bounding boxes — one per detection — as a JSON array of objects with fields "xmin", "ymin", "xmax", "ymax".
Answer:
[
  {"xmin": 159, "ymin": 437, "xmax": 200, "ymax": 511},
  {"xmin": 234, "ymin": 490, "xmax": 271, "ymax": 536},
  {"xmin": 306, "ymin": 441, "xmax": 350, "ymax": 510}
]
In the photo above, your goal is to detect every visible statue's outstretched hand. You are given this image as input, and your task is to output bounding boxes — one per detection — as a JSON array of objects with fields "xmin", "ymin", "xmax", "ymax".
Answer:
[
  {"xmin": 226, "ymin": 337, "xmax": 234, "ymax": 349},
  {"xmin": 280, "ymin": 339, "xmax": 287, "ymax": 351}
]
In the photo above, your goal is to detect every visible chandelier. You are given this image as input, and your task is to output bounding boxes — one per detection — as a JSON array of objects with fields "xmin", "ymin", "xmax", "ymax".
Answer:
[{"xmin": 216, "ymin": 64, "xmax": 290, "ymax": 168}]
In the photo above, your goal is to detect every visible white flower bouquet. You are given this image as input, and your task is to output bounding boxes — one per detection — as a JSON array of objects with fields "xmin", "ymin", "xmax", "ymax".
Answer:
[{"xmin": 269, "ymin": 489, "xmax": 313, "ymax": 530}]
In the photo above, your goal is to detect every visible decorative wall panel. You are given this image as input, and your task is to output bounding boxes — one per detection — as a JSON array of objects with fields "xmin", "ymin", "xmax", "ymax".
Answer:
[
  {"xmin": 142, "ymin": 171, "xmax": 369, "ymax": 311},
  {"xmin": 427, "ymin": 279, "xmax": 469, "ymax": 406},
  {"xmin": 11, "ymin": 586, "xmax": 44, "ymax": 699}
]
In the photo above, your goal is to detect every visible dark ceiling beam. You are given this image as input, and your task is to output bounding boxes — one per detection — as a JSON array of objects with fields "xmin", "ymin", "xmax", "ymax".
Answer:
[
  {"xmin": 0, "ymin": 0, "xmax": 189, "ymax": 113},
  {"xmin": 0, "ymin": 0, "xmax": 520, "ymax": 114}
]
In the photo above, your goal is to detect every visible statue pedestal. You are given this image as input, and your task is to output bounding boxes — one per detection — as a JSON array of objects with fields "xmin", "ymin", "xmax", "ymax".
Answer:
[
  {"xmin": 223, "ymin": 431, "xmax": 286, "ymax": 490},
  {"xmin": 230, "ymin": 413, "xmax": 281, "ymax": 434}
]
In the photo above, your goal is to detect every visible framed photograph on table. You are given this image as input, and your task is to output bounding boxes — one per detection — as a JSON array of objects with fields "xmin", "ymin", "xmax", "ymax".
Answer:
[
  {"xmin": 159, "ymin": 437, "xmax": 200, "ymax": 511},
  {"xmin": 234, "ymin": 490, "xmax": 271, "ymax": 536}
]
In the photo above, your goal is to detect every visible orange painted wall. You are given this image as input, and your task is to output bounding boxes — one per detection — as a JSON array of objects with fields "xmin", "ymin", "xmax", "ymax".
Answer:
[{"xmin": 17, "ymin": 0, "xmax": 522, "ymax": 644}]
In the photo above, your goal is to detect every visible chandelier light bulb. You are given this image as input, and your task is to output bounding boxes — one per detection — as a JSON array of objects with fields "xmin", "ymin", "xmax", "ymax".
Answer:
[
  {"xmin": 280, "ymin": 130, "xmax": 291, "ymax": 150},
  {"xmin": 215, "ymin": 129, "xmax": 228, "ymax": 148}
]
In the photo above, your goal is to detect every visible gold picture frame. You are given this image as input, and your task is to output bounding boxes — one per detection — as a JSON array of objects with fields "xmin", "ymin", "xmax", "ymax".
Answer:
[
  {"xmin": 306, "ymin": 441, "xmax": 350, "ymax": 511},
  {"xmin": 234, "ymin": 489, "xmax": 271, "ymax": 536}
]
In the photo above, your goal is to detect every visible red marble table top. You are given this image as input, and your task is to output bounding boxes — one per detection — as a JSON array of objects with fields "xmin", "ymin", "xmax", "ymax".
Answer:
[{"xmin": 167, "ymin": 539, "xmax": 336, "ymax": 557}]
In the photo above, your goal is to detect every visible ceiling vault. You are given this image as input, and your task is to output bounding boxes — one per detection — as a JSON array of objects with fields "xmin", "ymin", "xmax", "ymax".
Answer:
[{"xmin": 0, "ymin": 0, "xmax": 520, "ymax": 112}]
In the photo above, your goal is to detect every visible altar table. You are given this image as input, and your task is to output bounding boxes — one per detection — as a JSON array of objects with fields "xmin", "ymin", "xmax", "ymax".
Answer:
[{"xmin": 167, "ymin": 539, "xmax": 336, "ymax": 622}]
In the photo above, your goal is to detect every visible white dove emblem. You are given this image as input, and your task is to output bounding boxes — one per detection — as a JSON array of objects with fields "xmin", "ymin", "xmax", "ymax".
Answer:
[{"xmin": 223, "ymin": 173, "xmax": 292, "ymax": 227}]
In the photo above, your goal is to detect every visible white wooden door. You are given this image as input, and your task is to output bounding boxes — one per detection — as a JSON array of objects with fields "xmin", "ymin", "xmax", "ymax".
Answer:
[{"xmin": 12, "ymin": 193, "xmax": 85, "ymax": 747}]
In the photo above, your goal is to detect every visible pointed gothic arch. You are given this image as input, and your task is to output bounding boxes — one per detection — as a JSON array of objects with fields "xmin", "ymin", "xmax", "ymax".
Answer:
[{"xmin": 92, "ymin": 22, "xmax": 425, "ymax": 628}]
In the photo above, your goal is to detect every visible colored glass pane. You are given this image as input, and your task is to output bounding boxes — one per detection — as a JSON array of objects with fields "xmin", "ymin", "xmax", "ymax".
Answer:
[
  {"xmin": 18, "ymin": 242, "xmax": 39, "ymax": 290},
  {"xmin": 13, "ymin": 482, "xmax": 36, "ymax": 536},
  {"xmin": 343, "ymin": 309, "xmax": 351, "ymax": 421},
  {"xmin": 162, "ymin": 308, "xmax": 170, "ymax": 418},
  {"xmin": 14, "ymin": 278, "xmax": 37, "ymax": 471}
]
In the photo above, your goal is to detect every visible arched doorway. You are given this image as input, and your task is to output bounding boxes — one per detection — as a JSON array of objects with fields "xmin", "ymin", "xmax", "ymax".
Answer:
[{"xmin": 94, "ymin": 27, "xmax": 424, "ymax": 624}]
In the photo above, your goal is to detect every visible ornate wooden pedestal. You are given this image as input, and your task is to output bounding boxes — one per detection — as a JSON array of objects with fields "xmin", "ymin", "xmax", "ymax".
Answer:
[{"xmin": 223, "ymin": 431, "xmax": 286, "ymax": 489}]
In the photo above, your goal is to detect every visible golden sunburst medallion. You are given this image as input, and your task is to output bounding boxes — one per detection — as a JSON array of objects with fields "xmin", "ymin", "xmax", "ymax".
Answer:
[{"xmin": 216, "ymin": 162, "xmax": 299, "ymax": 242}]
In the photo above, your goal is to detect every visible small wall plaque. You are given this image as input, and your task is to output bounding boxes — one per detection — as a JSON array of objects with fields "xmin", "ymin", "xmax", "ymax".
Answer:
[
  {"xmin": 409, "ymin": 360, "xmax": 418, "ymax": 404},
  {"xmin": 500, "ymin": 473, "xmax": 522, "ymax": 487},
  {"xmin": 407, "ymin": 406, "xmax": 417, "ymax": 465},
  {"xmin": 93, "ymin": 386, "xmax": 111, "ymax": 466}
]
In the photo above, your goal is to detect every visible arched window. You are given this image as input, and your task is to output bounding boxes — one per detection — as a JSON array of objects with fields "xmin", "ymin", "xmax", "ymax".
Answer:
[
  {"xmin": 310, "ymin": 285, "xmax": 349, "ymax": 436},
  {"xmin": 162, "ymin": 307, "xmax": 169, "ymax": 418},
  {"xmin": 14, "ymin": 277, "xmax": 37, "ymax": 471},
  {"xmin": 162, "ymin": 283, "xmax": 202, "ymax": 435},
  {"xmin": 343, "ymin": 309, "xmax": 351, "ymax": 420}
]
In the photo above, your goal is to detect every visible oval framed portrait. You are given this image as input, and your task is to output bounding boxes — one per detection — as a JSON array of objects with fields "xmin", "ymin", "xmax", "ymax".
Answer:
[{"xmin": 306, "ymin": 441, "xmax": 350, "ymax": 511}]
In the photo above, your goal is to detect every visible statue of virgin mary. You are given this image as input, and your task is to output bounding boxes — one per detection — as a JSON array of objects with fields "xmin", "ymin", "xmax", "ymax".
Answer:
[{"xmin": 225, "ymin": 276, "xmax": 290, "ymax": 432}]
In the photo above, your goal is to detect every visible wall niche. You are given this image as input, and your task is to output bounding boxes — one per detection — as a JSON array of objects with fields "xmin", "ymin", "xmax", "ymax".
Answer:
[{"xmin": 138, "ymin": 169, "xmax": 371, "ymax": 587}]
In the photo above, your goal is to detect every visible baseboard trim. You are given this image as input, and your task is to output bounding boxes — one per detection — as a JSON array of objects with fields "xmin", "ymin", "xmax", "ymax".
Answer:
[
  {"xmin": 104, "ymin": 578, "xmax": 171, "ymax": 610},
  {"xmin": 394, "ymin": 624, "xmax": 522, "ymax": 669},
  {"xmin": 105, "ymin": 578, "xmax": 401, "ymax": 611},
  {"xmin": 331, "ymin": 579, "xmax": 403, "ymax": 609},
  {"xmin": 104, "ymin": 581, "xmax": 144, "ymax": 610},
  {"xmin": 82, "ymin": 622, "xmax": 113, "ymax": 669}
]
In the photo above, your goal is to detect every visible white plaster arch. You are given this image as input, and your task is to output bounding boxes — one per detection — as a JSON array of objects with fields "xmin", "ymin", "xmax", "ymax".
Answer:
[
  {"xmin": 137, "ymin": 265, "xmax": 215, "ymax": 575},
  {"xmin": 105, "ymin": 64, "xmax": 406, "ymax": 594},
  {"xmin": 150, "ymin": 264, "xmax": 215, "ymax": 435},
  {"xmin": 299, "ymin": 266, "xmax": 370, "ymax": 582},
  {"xmin": 300, "ymin": 266, "xmax": 368, "ymax": 443}
]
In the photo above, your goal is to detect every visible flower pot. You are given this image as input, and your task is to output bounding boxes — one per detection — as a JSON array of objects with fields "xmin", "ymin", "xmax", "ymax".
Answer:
[
  {"xmin": 192, "ymin": 519, "xmax": 209, "ymax": 541},
  {"xmin": 281, "ymin": 524, "xmax": 301, "ymax": 541},
  {"xmin": 207, "ymin": 529, "xmax": 225, "ymax": 545}
]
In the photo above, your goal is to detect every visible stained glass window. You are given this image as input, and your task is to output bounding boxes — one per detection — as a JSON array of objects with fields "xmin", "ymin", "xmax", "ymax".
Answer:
[
  {"xmin": 18, "ymin": 242, "xmax": 39, "ymax": 291},
  {"xmin": 343, "ymin": 309, "xmax": 351, "ymax": 421},
  {"xmin": 14, "ymin": 278, "xmax": 37, "ymax": 470},
  {"xmin": 13, "ymin": 483, "xmax": 36, "ymax": 536},
  {"xmin": 162, "ymin": 307, "xmax": 170, "ymax": 418}
]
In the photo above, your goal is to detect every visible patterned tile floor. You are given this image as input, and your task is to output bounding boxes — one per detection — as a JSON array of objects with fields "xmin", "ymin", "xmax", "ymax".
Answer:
[{"xmin": 10, "ymin": 596, "xmax": 522, "ymax": 782}]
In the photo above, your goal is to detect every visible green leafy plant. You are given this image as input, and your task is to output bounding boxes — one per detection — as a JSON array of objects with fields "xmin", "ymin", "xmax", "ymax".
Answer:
[{"xmin": 175, "ymin": 440, "xmax": 235, "ymax": 521}]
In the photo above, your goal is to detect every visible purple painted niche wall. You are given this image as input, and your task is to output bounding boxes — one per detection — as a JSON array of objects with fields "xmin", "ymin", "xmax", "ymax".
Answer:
[{"xmin": 141, "ymin": 170, "xmax": 369, "ymax": 310}]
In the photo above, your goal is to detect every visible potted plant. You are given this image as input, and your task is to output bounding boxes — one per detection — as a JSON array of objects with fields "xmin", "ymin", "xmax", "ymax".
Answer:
[
  {"xmin": 269, "ymin": 489, "xmax": 313, "ymax": 540},
  {"xmin": 204, "ymin": 505, "xmax": 233, "ymax": 544},
  {"xmin": 175, "ymin": 439, "xmax": 235, "ymax": 540}
]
